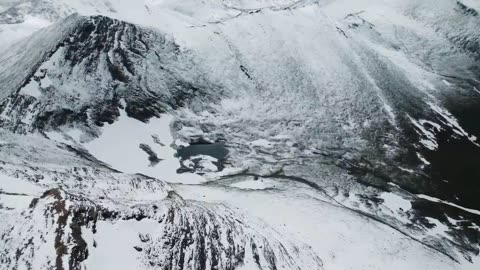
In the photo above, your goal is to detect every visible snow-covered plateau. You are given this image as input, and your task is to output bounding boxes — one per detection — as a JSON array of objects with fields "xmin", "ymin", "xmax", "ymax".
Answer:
[{"xmin": 0, "ymin": 0, "xmax": 480, "ymax": 269}]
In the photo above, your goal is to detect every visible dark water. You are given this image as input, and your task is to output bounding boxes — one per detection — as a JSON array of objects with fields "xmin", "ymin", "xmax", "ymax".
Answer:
[
  {"xmin": 177, "ymin": 142, "xmax": 228, "ymax": 160},
  {"xmin": 176, "ymin": 142, "xmax": 229, "ymax": 173},
  {"xmin": 423, "ymin": 82, "xmax": 480, "ymax": 211}
]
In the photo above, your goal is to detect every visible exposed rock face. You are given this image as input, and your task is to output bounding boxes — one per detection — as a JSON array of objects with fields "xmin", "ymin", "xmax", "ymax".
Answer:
[
  {"xmin": 0, "ymin": 15, "xmax": 218, "ymax": 134},
  {"xmin": 0, "ymin": 165, "xmax": 323, "ymax": 270}
]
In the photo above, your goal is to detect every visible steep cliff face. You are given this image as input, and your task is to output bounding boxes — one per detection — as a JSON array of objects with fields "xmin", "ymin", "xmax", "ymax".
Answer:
[
  {"xmin": 0, "ymin": 1, "xmax": 480, "ymax": 270},
  {"xmin": 0, "ymin": 14, "xmax": 220, "ymax": 135}
]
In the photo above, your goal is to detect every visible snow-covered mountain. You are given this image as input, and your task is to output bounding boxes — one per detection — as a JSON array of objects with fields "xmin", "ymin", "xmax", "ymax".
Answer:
[{"xmin": 0, "ymin": 0, "xmax": 480, "ymax": 269}]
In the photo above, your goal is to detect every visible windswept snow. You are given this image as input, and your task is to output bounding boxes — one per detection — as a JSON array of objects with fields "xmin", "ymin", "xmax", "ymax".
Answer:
[{"xmin": 380, "ymin": 192, "xmax": 412, "ymax": 212}]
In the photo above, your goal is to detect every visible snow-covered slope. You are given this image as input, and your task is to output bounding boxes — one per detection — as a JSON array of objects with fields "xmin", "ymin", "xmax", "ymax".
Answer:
[{"xmin": 1, "ymin": 0, "xmax": 480, "ymax": 269}]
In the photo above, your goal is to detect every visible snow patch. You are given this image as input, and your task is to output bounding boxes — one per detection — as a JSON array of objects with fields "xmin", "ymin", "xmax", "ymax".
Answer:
[
  {"xmin": 182, "ymin": 155, "xmax": 219, "ymax": 172},
  {"xmin": 417, "ymin": 194, "xmax": 480, "ymax": 216},
  {"xmin": 425, "ymin": 217, "xmax": 451, "ymax": 240},
  {"xmin": 230, "ymin": 178, "xmax": 277, "ymax": 190},
  {"xmin": 409, "ymin": 116, "xmax": 438, "ymax": 150},
  {"xmin": 250, "ymin": 139, "xmax": 275, "ymax": 148},
  {"xmin": 19, "ymin": 79, "xmax": 42, "ymax": 98},
  {"xmin": 0, "ymin": 173, "xmax": 44, "ymax": 195},
  {"xmin": 380, "ymin": 192, "xmax": 412, "ymax": 212},
  {"xmin": 417, "ymin": 152, "xmax": 431, "ymax": 165},
  {"xmin": 83, "ymin": 107, "xmax": 205, "ymax": 184},
  {"xmin": 428, "ymin": 102, "xmax": 479, "ymax": 146},
  {"xmin": 40, "ymin": 74, "xmax": 53, "ymax": 88},
  {"xmin": 83, "ymin": 219, "xmax": 160, "ymax": 270}
]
